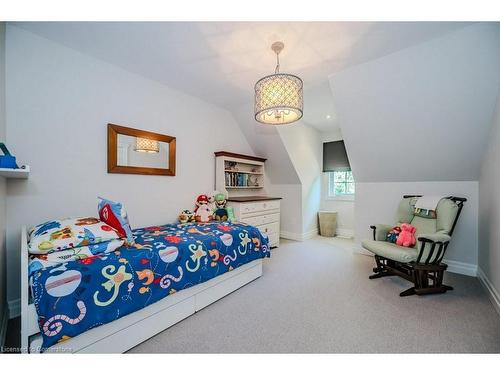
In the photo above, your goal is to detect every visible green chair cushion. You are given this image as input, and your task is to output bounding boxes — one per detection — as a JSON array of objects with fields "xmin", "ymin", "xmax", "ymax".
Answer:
[
  {"xmin": 395, "ymin": 197, "xmax": 458, "ymax": 235},
  {"xmin": 361, "ymin": 239, "xmax": 418, "ymax": 263},
  {"xmin": 396, "ymin": 197, "xmax": 417, "ymax": 224},
  {"xmin": 436, "ymin": 199, "xmax": 459, "ymax": 234},
  {"xmin": 410, "ymin": 216, "xmax": 437, "ymax": 240}
]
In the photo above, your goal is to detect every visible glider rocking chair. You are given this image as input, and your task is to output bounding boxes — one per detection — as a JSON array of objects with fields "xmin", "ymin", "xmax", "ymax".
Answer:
[{"xmin": 362, "ymin": 195, "xmax": 466, "ymax": 297}]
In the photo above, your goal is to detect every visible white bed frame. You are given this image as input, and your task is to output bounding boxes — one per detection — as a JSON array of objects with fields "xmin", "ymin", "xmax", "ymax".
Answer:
[{"xmin": 20, "ymin": 226, "xmax": 263, "ymax": 353}]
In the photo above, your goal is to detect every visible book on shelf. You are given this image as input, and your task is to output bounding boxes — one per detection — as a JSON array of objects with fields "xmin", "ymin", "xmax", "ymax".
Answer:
[{"xmin": 224, "ymin": 171, "xmax": 257, "ymax": 187}]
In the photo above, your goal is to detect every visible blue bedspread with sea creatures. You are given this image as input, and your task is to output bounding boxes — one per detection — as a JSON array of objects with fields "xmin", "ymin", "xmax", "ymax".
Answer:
[{"xmin": 30, "ymin": 221, "xmax": 270, "ymax": 350}]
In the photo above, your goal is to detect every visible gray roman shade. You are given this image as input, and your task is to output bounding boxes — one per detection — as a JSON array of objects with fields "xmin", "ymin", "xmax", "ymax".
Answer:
[{"xmin": 323, "ymin": 140, "xmax": 350, "ymax": 172}]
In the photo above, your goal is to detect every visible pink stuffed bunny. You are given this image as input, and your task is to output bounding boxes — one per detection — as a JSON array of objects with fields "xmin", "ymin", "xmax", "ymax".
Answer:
[{"xmin": 396, "ymin": 223, "xmax": 417, "ymax": 247}]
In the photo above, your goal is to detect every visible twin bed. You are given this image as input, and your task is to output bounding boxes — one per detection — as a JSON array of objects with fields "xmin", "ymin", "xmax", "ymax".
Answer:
[{"xmin": 21, "ymin": 221, "xmax": 270, "ymax": 353}]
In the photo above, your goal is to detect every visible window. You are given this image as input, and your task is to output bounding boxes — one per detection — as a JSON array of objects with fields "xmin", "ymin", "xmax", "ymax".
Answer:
[{"xmin": 328, "ymin": 170, "xmax": 355, "ymax": 198}]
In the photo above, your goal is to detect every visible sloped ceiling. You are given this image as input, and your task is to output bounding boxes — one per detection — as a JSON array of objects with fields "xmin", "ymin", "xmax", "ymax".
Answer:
[
  {"xmin": 329, "ymin": 23, "xmax": 500, "ymax": 182},
  {"xmin": 13, "ymin": 21, "xmax": 470, "ymax": 133}
]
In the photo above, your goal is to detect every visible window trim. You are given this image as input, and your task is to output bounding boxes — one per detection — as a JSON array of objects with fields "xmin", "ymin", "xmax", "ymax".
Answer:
[{"xmin": 327, "ymin": 170, "xmax": 355, "ymax": 201}]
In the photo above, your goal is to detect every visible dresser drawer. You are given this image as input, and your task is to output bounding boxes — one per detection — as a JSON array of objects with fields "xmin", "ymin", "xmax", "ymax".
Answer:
[
  {"xmin": 257, "ymin": 221, "xmax": 279, "ymax": 236},
  {"xmin": 240, "ymin": 200, "xmax": 280, "ymax": 215},
  {"xmin": 241, "ymin": 213, "xmax": 280, "ymax": 227}
]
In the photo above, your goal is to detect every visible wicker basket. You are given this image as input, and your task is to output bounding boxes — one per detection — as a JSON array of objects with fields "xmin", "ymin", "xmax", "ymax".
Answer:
[{"xmin": 318, "ymin": 211, "xmax": 337, "ymax": 237}]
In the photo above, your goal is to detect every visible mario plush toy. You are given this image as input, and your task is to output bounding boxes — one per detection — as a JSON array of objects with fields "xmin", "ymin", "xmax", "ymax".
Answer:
[
  {"xmin": 195, "ymin": 195, "xmax": 209, "ymax": 209},
  {"xmin": 386, "ymin": 226, "xmax": 401, "ymax": 243},
  {"xmin": 194, "ymin": 194, "xmax": 212, "ymax": 223}
]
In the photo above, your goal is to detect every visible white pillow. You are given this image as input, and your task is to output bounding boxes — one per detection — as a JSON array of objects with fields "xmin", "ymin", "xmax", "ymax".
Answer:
[{"xmin": 28, "ymin": 217, "xmax": 120, "ymax": 254}]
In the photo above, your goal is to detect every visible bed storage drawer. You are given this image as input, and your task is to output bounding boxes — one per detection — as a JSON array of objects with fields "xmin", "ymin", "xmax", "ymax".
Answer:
[{"xmin": 195, "ymin": 260, "xmax": 263, "ymax": 310}]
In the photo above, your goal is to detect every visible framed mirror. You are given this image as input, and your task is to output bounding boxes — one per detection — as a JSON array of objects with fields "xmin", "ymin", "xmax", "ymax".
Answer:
[{"xmin": 107, "ymin": 123, "xmax": 176, "ymax": 176}]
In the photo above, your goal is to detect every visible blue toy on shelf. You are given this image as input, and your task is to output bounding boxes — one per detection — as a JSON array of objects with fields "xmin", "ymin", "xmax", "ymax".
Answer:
[{"xmin": 0, "ymin": 143, "xmax": 18, "ymax": 169}]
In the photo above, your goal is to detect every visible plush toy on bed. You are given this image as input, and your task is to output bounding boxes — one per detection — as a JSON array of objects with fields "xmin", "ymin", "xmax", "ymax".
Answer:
[
  {"xmin": 207, "ymin": 192, "xmax": 217, "ymax": 213},
  {"xmin": 194, "ymin": 194, "xmax": 213, "ymax": 223},
  {"xmin": 396, "ymin": 223, "xmax": 417, "ymax": 247},
  {"xmin": 213, "ymin": 192, "xmax": 228, "ymax": 221},
  {"xmin": 178, "ymin": 209, "xmax": 195, "ymax": 224}
]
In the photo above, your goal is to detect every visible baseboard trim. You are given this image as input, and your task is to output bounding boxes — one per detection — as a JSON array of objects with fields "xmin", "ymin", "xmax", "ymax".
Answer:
[
  {"xmin": 335, "ymin": 228, "xmax": 354, "ymax": 238},
  {"xmin": 443, "ymin": 259, "xmax": 477, "ymax": 277},
  {"xmin": 280, "ymin": 228, "xmax": 318, "ymax": 242},
  {"xmin": 477, "ymin": 267, "xmax": 500, "ymax": 317},
  {"xmin": 8, "ymin": 298, "xmax": 20, "ymax": 319},
  {"xmin": 302, "ymin": 228, "xmax": 319, "ymax": 240},
  {"xmin": 280, "ymin": 228, "xmax": 355, "ymax": 242},
  {"xmin": 280, "ymin": 231, "xmax": 302, "ymax": 241},
  {"xmin": 0, "ymin": 305, "xmax": 8, "ymax": 348}
]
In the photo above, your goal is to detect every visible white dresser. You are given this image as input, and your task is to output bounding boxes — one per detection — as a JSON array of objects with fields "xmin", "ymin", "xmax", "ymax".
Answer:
[{"xmin": 228, "ymin": 197, "xmax": 281, "ymax": 248}]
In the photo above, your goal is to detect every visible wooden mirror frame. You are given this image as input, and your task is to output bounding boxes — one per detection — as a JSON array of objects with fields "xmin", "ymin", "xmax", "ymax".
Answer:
[{"xmin": 107, "ymin": 123, "xmax": 176, "ymax": 176}]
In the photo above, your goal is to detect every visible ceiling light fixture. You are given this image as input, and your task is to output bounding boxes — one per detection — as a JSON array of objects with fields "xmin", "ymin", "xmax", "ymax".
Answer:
[{"xmin": 254, "ymin": 41, "xmax": 303, "ymax": 125}]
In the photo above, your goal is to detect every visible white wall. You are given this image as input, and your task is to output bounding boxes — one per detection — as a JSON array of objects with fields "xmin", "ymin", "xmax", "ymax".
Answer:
[
  {"xmin": 232, "ymin": 103, "xmax": 301, "ymax": 185},
  {"xmin": 5, "ymin": 26, "xmax": 255, "ymax": 305},
  {"xmin": 0, "ymin": 22, "xmax": 7, "ymax": 329},
  {"xmin": 321, "ymin": 176, "xmax": 355, "ymax": 236},
  {"xmin": 355, "ymin": 181, "xmax": 479, "ymax": 268},
  {"xmin": 231, "ymin": 103, "xmax": 303, "ymax": 236},
  {"xmin": 277, "ymin": 123, "xmax": 322, "ymax": 235},
  {"xmin": 266, "ymin": 183, "xmax": 302, "ymax": 236},
  {"xmin": 478, "ymin": 88, "xmax": 500, "ymax": 298},
  {"xmin": 319, "ymin": 129, "xmax": 355, "ymax": 236}
]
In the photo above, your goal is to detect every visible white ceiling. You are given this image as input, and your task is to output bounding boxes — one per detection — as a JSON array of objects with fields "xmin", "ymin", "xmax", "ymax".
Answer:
[{"xmin": 14, "ymin": 22, "xmax": 471, "ymax": 132}]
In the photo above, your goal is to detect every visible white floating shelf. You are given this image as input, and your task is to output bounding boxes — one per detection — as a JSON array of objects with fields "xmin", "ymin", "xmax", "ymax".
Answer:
[
  {"xmin": 0, "ymin": 165, "xmax": 30, "ymax": 179},
  {"xmin": 225, "ymin": 186, "xmax": 264, "ymax": 189}
]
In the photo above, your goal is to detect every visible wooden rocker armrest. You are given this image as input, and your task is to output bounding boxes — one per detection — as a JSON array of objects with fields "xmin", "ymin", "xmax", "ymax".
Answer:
[
  {"xmin": 415, "ymin": 233, "xmax": 451, "ymax": 264},
  {"xmin": 370, "ymin": 224, "xmax": 393, "ymax": 241},
  {"xmin": 417, "ymin": 233, "xmax": 451, "ymax": 244}
]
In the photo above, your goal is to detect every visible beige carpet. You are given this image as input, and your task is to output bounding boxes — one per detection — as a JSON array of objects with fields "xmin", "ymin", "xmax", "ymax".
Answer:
[{"xmin": 128, "ymin": 237, "xmax": 500, "ymax": 353}]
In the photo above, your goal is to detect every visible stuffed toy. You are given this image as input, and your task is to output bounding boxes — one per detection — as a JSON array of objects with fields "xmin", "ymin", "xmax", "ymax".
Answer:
[
  {"xmin": 194, "ymin": 195, "xmax": 209, "ymax": 215},
  {"xmin": 207, "ymin": 192, "xmax": 217, "ymax": 213},
  {"xmin": 213, "ymin": 192, "xmax": 228, "ymax": 221},
  {"xmin": 195, "ymin": 194, "xmax": 209, "ymax": 206},
  {"xmin": 194, "ymin": 194, "xmax": 212, "ymax": 223},
  {"xmin": 178, "ymin": 209, "xmax": 195, "ymax": 224},
  {"xmin": 396, "ymin": 223, "xmax": 417, "ymax": 247},
  {"xmin": 195, "ymin": 204, "xmax": 213, "ymax": 223},
  {"xmin": 386, "ymin": 226, "xmax": 401, "ymax": 243}
]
